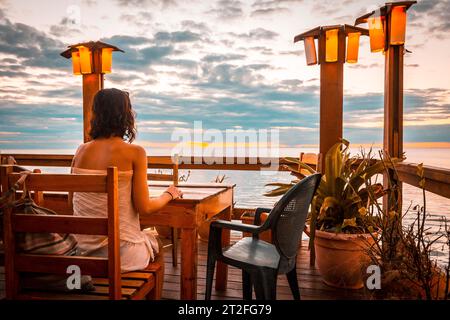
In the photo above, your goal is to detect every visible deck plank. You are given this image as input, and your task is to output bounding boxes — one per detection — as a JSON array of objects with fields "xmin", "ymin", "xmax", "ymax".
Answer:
[{"xmin": 0, "ymin": 237, "xmax": 366, "ymax": 300}]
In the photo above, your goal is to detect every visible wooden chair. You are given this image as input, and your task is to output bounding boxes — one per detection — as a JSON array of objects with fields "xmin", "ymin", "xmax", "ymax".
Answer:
[
  {"xmin": 299, "ymin": 152, "xmax": 322, "ymax": 174},
  {"xmin": 147, "ymin": 156, "xmax": 179, "ymax": 267},
  {"xmin": 0, "ymin": 165, "xmax": 163, "ymax": 300}
]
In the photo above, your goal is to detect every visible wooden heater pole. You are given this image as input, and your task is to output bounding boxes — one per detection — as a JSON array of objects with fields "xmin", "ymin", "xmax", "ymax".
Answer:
[
  {"xmin": 383, "ymin": 16, "xmax": 404, "ymax": 212},
  {"xmin": 318, "ymin": 27, "xmax": 346, "ymax": 169},
  {"xmin": 82, "ymin": 49, "xmax": 104, "ymax": 142}
]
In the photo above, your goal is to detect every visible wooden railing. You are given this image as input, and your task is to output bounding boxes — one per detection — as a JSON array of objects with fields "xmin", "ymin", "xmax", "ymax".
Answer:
[
  {"xmin": 1, "ymin": 154, "xmax": 298, "ymax": 171},
  {"xmin": 395, "ymin": 162, "xmax": 450, "ymax": 199},
  {"xmin": 2, "ymin": 154, "xmax": 450, "ymax": 200}
]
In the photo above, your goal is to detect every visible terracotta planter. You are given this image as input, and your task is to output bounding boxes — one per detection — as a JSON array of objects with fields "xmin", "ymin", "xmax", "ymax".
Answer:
[
  {"xmin": 155, "ymin": 226, "xmax": 172, "ymax": 239},
  {"xmin": 240, "ymin": 211, "xmax": 272, "ymax": 243},
  {"xmin": 312, "ymin": 228, "xmax": 376, "ymax": 289},
  {"xmin": 197, "ymin": 215, "xmax": 220, "ymax": 242}
]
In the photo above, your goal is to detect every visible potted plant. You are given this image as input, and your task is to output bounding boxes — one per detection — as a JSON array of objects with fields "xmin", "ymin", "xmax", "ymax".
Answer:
[{"xmin": 265, "ymin": 139, "xmax": 395, "ymax": 289}]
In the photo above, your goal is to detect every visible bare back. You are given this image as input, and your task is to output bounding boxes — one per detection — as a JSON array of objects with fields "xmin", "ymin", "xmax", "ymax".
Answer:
[
  {"xmin": 71, "ymin": 137, "xmax": 181, "ymax": 216},
  {"xmin": 73, "ymin": 137, "xmax": 138, "ymax": 171}
]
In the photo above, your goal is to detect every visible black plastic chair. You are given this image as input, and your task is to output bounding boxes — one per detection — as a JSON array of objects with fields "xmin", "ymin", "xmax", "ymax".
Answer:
[{"xmin": 205, "ymin": 173, "xmax": 322, "ymax": 300}]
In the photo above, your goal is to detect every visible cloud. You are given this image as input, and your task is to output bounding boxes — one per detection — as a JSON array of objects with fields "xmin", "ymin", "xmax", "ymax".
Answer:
[
  {"xmin": 250, "ymin": 0, "xmax": 304, "ymax": 16},
  {"xmin": 0, "ymin": 12, "xmax": 67, "ymax": 70},
  {"xmin": 100, "ymin": 35, "xmax": 175, "ymax": 70},
  {"xmin": 202, "ymin": 53, "xmax": 247, "ymax": 63},
  {"xmin": 229, "ymin": 28, "xmax": 279, "ymax": 41},
  {"xmin": 251, "ymin": 7, "xmax": 289, "ymax": 16},
  {"xmin": 116, "ymin": 0, "xmax": 177, "ymax": 8},
  {"xmin": 120, "ymin": 11, "xmax": 153, "ymax": 29},
  {"xmin": 49, "ymin": 17, "xmax": 81, "ymax": 37},
  {"xmin": 409, "ymin": 1, "xmax": 450, "ymax": 37},
  {"xmin": 207, "ymin": 0, "xmax": 243, "ymax": 20},
  {"xmin": 181, "ymin": 20, "xmax": 211, "ymax": 33},
  {"xmin": 348, "ymin": 63, "xmax": 383, "ymax": 69},
  {"xmin": 154, "ymin": 31, "xmax": 202, "ymax": 43}
]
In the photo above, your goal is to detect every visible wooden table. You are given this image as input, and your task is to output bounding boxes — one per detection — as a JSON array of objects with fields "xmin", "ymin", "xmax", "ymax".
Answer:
[{"xmin": 140, "ymin": 182, "xmax": 235, "ymax": 300}]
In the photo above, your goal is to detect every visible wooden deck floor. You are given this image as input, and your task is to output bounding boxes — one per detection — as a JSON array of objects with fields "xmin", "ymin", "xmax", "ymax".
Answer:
[
  {"xmin": 162, "ymin": 234, "xmax": 366, "ymax": 300},
  {"xmin": 0, "ymin": 235, "xmax": 367, "ymax": 300}
]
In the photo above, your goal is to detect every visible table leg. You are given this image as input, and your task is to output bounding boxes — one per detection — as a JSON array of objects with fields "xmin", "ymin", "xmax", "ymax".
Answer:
[
  {"xmin": 215, "ymin": 205, "xmax": 231, "ymax": 291},
  {"xmin": 180, "ymin": 227, "xmax": 198, "ymax": 299}
]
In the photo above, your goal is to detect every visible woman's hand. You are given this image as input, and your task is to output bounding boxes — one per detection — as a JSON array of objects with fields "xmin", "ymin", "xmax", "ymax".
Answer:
[{"xmin": 164, "ymin": 185, "xmax": 183, "ymax": 200}]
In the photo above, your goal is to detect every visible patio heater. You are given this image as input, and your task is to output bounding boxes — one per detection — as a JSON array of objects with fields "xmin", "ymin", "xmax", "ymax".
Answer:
[
  {"xmin": 355, "ymin": 1, "xmax": 416, "ymax": 210},
  {"xmin": 294, "ymin": 25, "xmax": 368, "ymax": 171},
  {"xmin": 61, "ymin": 41, "xmax": 124, "ymax": 142},
  {"xmin": 355, "ymin": 1, "xmax": 416, "ymax": 163}
]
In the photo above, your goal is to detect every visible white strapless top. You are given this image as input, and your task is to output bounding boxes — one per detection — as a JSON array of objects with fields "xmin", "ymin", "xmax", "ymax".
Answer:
[{"xmin": 72, "ymin": 167, "xmax": 158, "ymax": 272}]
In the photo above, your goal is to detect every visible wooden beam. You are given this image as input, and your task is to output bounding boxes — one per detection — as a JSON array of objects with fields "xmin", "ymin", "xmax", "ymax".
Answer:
[
  {"xmin": 384, "ymin": 47, "xmax": 404, "ymax": 160},
  {"xmin": 8, "ymin": 172, "xmax": 107, "ymax": 193},
  {"xmin": 82, "ymin": 49, "xmax": 103, "ymax": 142},
  {"xmin": 383, "ymin": 10, "xmax": 404, "ymax": 212},
  {"xmin": 396, "ymin": 162, "xmax": 450, "ymax": 199},
  {"xmin": 318, "ymin": 27, "xmax": 345, "ymax": 167},
  {"xmin": 13, "ymin": 215, "xmax": 108, "ymax": 235},
  {"xmin": 4, "ymin": 154, "xmax": 309, "ymax": 171}
]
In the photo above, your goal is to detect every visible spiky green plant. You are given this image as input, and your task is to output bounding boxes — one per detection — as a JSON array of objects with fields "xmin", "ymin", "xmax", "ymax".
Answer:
[{"xmin": 265, "ymin": 139, "xmax": 399, "ymax": 234}]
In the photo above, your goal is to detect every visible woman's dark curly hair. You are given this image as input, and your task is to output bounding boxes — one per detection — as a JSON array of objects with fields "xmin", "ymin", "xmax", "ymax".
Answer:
[{"xmin": 90, "ymin": 88, "xmax": 137, "ymax": 143}]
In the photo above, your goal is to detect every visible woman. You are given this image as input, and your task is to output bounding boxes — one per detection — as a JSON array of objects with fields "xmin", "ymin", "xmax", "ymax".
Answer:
[{"xmin": 70, "ymin": 88, "xmax": 182, "ymax": 273}]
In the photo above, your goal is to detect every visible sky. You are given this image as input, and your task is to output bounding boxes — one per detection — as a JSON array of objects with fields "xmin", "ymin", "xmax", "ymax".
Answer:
[{"xmin": 0, "ymin": 0, "xmax": 449, "ymax": 153}]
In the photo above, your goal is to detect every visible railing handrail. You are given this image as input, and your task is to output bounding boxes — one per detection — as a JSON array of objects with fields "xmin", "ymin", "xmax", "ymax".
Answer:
[
  {"xmin": 2, "ymin": 153, "xmax": 449, "ymax": 199},
  {"xmin": 0, "ymin": 153, "xmax": 299, "ymax": 171}
]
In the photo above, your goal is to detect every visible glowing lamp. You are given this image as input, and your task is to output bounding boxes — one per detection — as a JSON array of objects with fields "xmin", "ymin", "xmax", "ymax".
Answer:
[
  {"xmin": 101, "ymin": 48, "xmax": 113, "ymax": 74},
  {"xmin": 325, "ymin": 29, "xmax": 339, "ymax": 62},
  {"xmin": 71, "ymin": 51, "xmax": 81, "ymax": 75},
  {"xmin": 304, "ymin": 36, "xmax": 317, "ymax": 65},
  {"xmin": 294, "ymin": 25, "xmax": 368, "ymax": 66},
  {"xmin": 61, "ymin": 41, "xmax": 124, "ymax": 76},
  {"xmin": 355, "ymin": 1, "xmax": 415, "ymax": 53},
  {"xmin": 77, "ymin": 46, "xmax": 92, "ymax": 74},
  {"xmin": 346, "ymin": 32, "xmax": 360, "ymax": 63},
  {"xmin": 390, "ymin": 6, "xmax": 407, "ymax": 45},
  {"xmin": 368, "ymin": 16, "xmax": 385, "ymax": 52}
]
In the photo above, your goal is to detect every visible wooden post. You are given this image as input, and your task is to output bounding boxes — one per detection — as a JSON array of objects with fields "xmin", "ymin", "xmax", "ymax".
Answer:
[
  {"xmin": 383, "ymin": 16, "xmax": 404, "ymax": 213},
  {"xmin": 82, "ymin": 50, "xmax": 104, "ymax": 142},
  {"xmin": 318, "ymin": 27, "xmax": 345, "ymax": 171}
]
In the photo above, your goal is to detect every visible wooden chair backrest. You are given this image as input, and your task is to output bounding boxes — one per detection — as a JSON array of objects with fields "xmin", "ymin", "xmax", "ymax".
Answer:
[
  {"xmin": 0, "ymin": 165, "xmax": 121, "ymax": 300},
  {"xmin": 299, "ymin": 152, "xmax": 323, "ymax": 175},
  {"xmin": 147, "ymin": 154, "xmax": 179, "ymax": 186}
]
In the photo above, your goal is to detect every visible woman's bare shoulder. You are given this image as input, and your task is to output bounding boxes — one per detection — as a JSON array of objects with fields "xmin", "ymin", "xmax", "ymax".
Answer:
[
  {"xmin": 126, "ymin": 143, "xmax": 147, "ymax": 158},
  {"xmin": 74, "ymin": 142, "xmax": 90, "ymax": 157}
]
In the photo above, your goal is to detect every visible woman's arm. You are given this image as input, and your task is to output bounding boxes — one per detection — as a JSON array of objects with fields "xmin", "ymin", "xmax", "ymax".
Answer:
[{"xmin": 132, "ymin": 146, "xmax": 182, "ymax": 215}]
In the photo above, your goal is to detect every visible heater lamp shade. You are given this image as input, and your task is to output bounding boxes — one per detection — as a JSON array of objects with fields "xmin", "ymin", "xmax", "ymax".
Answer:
[
  {"xmin": 368, "ymin": 16, "xmax": 385, "ymax": 53},
  {"xmin": 78, "ymin": 46, "xmax": 92, "ymax": 74},
  {"xmin": 346, "ymin": 32, "xmax": 360, "ymax": 63},
  {"xmin": 325, "ymin": 29, "xmax": 339, "ymax": 62},
  {"xmin": 304, "ymin": 36, "xmax": 317, "ymax": 65},
  {"xmin": 102, "ymin": 48, "xmax": 113, "ymax": 74},
  {"xmin": 71, "ymin": 51, "xmax": 81, "ymax": 75},
  {"xmin": 390, "ymin": 6, "xmax": 407, "ymax": 45}
]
